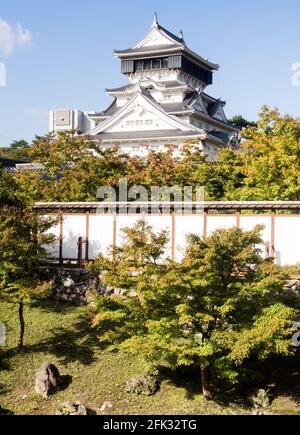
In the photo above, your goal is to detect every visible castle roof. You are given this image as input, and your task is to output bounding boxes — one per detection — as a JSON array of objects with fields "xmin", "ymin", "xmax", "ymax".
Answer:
[{"xmin": 114, "ymin": 15, "xmax": 218, "ymax": 72}]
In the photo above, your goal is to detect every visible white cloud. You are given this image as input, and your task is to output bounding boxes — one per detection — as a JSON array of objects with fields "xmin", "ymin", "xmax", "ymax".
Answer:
[
  {"xmin": 0, "ymin": 18, "xmax": 32, "ymax": 57},
  {"xmin": 15, "ymin": 23, "xmax": 32, "ymax": 48}
]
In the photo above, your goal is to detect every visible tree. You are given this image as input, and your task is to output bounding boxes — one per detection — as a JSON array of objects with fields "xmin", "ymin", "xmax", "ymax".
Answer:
[
  {"xmin": 235, "ymin": 106, "xmax": 300, "ymax": 200},
  {"xmin": 228, "ymin": 115, "xmax": 257, "ymax": 129},
  {"xmin": 198, "ymin": 107, "xmax": 300, "ymax": 201},
  {"xmin": 12, "ymin": 107, "xmax": 300, "ymax": 203},
  {"xmin": 16, "ymin": 131, "xmax": 129, "ymax": 202},
  {"xmin": 16, "ymin": 133, "xmax": 209, "ymax": 203},
  {"xmin": 0, "ymin": 139, "xmax": 30, "ymax": 161},
  {"xmin": 0, "ymin": 169, "xmax": 54, "ymax": 348},
  {"xmin": 91, "ymin": 221, "xmax": 300, "ymax": 400}
]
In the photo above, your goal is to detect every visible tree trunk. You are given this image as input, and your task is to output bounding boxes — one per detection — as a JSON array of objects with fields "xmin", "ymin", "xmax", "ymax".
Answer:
[
  {"xmin": 200, "ymin": 364, "xmax": 213, "ymax": 401},
  {"xmin": 18, "ymin": 301, "xmax": 25, "ymax": 349}
]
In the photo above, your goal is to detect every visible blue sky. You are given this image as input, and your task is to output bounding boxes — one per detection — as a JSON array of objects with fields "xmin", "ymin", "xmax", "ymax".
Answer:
[{"xmin": 0, "ymin": 0, "xmax": 300, "ymax": 146}]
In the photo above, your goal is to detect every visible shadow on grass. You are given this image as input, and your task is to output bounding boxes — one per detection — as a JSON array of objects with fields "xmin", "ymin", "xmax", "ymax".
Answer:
[
  {"xmin": 1, "ymin": 309, "xmax": 100, "ymax": 368},
  {"xmin": 0, "ymin": 357, "xmax": 11, "ymax": 371},
  {"xmin": 259, "ymin": 354, "xmax": 300, "ymax": 405},
  {"xmin": 157, "ymin": 358, "xmax": 300, "ymax": 409},
  {"xmin": 30, "ymin": 299, "xmax": 84, "ymax": 315},
  {"xmin": 157, "ymin": 366, "xmax": 203, "ymax": 401},
  {"xmin": 25, "ymin": 314, "xmax": 100, "ymax": 366},
  {"xmin": 60, "ymin": 374, "xmax": 73, "ymax": 391},
  {"xmin": 157, "ymin": 366, "xmax": 246, "ymax": 406}
]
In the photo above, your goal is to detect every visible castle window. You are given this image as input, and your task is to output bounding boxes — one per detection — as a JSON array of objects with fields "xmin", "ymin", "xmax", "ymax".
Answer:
[
  {"xmin": 153, "ymin": 58, "xmax": 161, "ymax": 69},
  {"xmin": 136, "ymin": 61, "xmax": 144, "ymax": 71},
  {"xmin": 144, "ymin": 59, "xmax": 152, "ymax": 70},
  {"xmin": 134, "ymin": 57, "xmax": 168, "ymax": 72},
  {"xmin": 162, "ymin": 58, "xmax": 169, "ymax": 68}
]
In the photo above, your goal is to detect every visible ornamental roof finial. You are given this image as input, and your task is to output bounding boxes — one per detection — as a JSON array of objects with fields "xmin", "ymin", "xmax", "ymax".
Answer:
[
  {"xmin": 152, "ymin": 12, "xmax": 158, "ymax": 28},
  {"xmin": 180, "ymin": 29, "xmax": 185, "ymax": 42}
]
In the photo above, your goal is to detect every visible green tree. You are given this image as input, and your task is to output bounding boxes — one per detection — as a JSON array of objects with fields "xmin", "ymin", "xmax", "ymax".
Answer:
[
  {"xmin": 91, "ymin": 221, "xmax": 299, "ymax": 400},
  {"xmin": 12, "ymin": 107, "xmax": 300, "ymax": 203},
  {"xmin": 17, "ymin": 131, "xmax": 129, "ymax": 202},
  {"xmin": 235, "ymin": 106, "xmax": 300, "ymax": 200},
  {"xmin": 228, "ymin": 115, "xmax": 257, "ymax": 129},
  {"xmin": 197, "ymin": 107, "xmax": 300, "ymax": 201},
  {"xmin": 0, "ymin": 139, "xmax": 30, "ymax": 161},
  {"xmin": 16, "ymin": 133, "xmax": 209, "ymax": 202},
  {"xmin": 0, "ymin": 169, "xmax": 54, "ymax": 348}
]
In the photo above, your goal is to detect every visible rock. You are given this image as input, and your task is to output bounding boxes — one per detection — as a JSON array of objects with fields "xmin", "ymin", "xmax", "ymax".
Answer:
[
  {"xmin": 60, "ymin": 294, "xmax": 69, "ymax": 302},
  {"xmin": 88, "ymin": 276, "xmax": 99, "ymax": 289},
  {"xmin": 62, "ymin": 277, "xmax": 75, "ymax": 288},
  {"xmin": 292, "ymin": 281, "xmax": 300, "ymax": 292},
  {"xmin": 100, "ymin": 285, "xmax": 115, "ymax": 296},
  {"xmin": 284, "ymin": 280, "xmax": 300, "ymax": 293},
  {"xmin": 80, "ymin": 270, "xmax": 90, "ymax": 277},
  {"xmin": 56, "ymin": 402, "xmax": 88, "ymax": 416},
  {"xmin": 124, "ymin": 376, "xmax": 159, "ymax": 396},
  {"xmin": 249, "ymin": 389, "xmax": 271, "ymax": 409},
  {"xmin": 35, "ymin": 363, "xmax": 61, "ymax": 398},
  {"xmin": 79, "ymin": 296, "xmax": 88, "ymax": 304},
  {"xmin": 128, "ymin": 290, "xmax": 138, "ymax": 299},
  {"xmin": 71, "ymin": 270, "xmax": 82, "ymax": 282},
  {"xmin": 76, "ymin": 285, "xmax": 86, "ymax": 295},
  {"xmin": 100, "ymin": 401, "xmax": 113, "ymax": 413}
]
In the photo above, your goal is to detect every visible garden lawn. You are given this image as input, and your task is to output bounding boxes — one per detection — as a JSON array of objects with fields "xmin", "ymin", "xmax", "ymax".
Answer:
[{"xmin": 0, "ymin": 300, "xmax": 299, "ymax": 415}]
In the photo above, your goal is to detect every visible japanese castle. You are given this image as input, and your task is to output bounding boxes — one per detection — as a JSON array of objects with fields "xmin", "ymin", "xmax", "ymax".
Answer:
[{"xmin": 49, "ymin": 15, "xmax": 238, "ymax": 160}]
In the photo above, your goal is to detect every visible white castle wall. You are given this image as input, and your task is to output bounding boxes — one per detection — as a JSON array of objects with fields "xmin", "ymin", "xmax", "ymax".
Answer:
[{"xmin": 45, "ymin": 212, "xmax": 300, "ymax": 266}]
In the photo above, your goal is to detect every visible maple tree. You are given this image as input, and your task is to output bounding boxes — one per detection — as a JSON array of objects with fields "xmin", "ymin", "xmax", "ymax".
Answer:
[
  {"xmin": 91, "ymin": 221, "xmax": 300, "ymax": 400},
  {"xmin": 0, "ymin": 169, "xmax": 54, "ymax": 348}
]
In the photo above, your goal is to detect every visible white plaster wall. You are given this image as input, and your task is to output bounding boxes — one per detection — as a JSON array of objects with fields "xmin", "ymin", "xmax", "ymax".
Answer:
[
  {"xmin": 89, "ymin": 215, "xmax": 114, "ymax": 258},
  {"xmin": 174, "ymin": 215, "xmax": 204, "ymax": 261},
  {"xmin": 44, "ymin": 213, "xmax": 300, "ymax": 266},
  {"xmin": 206, "ymin": 216, "xmax": 237, "ymax": 235},
  {"xmin": 275, "ymin": 217, "xmax": 300, "ymax": 266},
  {"xmin": 45, "ymin": 219, "xmax": 60, "ymax": 259},
  {"xmin": 105, "ymin": 110, "xmax": 169, "ymax": 133},
  {"xmin": 62, "ymin": 215, "xmax": 86, "ymax": 259},
  {"xmin": 130, "ymin": 70, "xmax": 179, "ymax": 84},
  {"xmin": 150, "ymin": 89, "xmax": 184, "ymax": 104},
  {"xmin": 116, "ymin": 95, "xmax": 131, "ymax": 108},
  {"xmin": 116, "ymin": 215, "xmax": 143, "ymax": 247},
  {"xmin": 240, "ymin": 216, "xmax": 272, "ymax": 256}
]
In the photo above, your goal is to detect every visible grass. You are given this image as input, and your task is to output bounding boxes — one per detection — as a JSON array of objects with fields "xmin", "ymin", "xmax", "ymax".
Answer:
[{"xmin": 0, "ymin": 299, "xmax": 300, "ymax": 415}]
